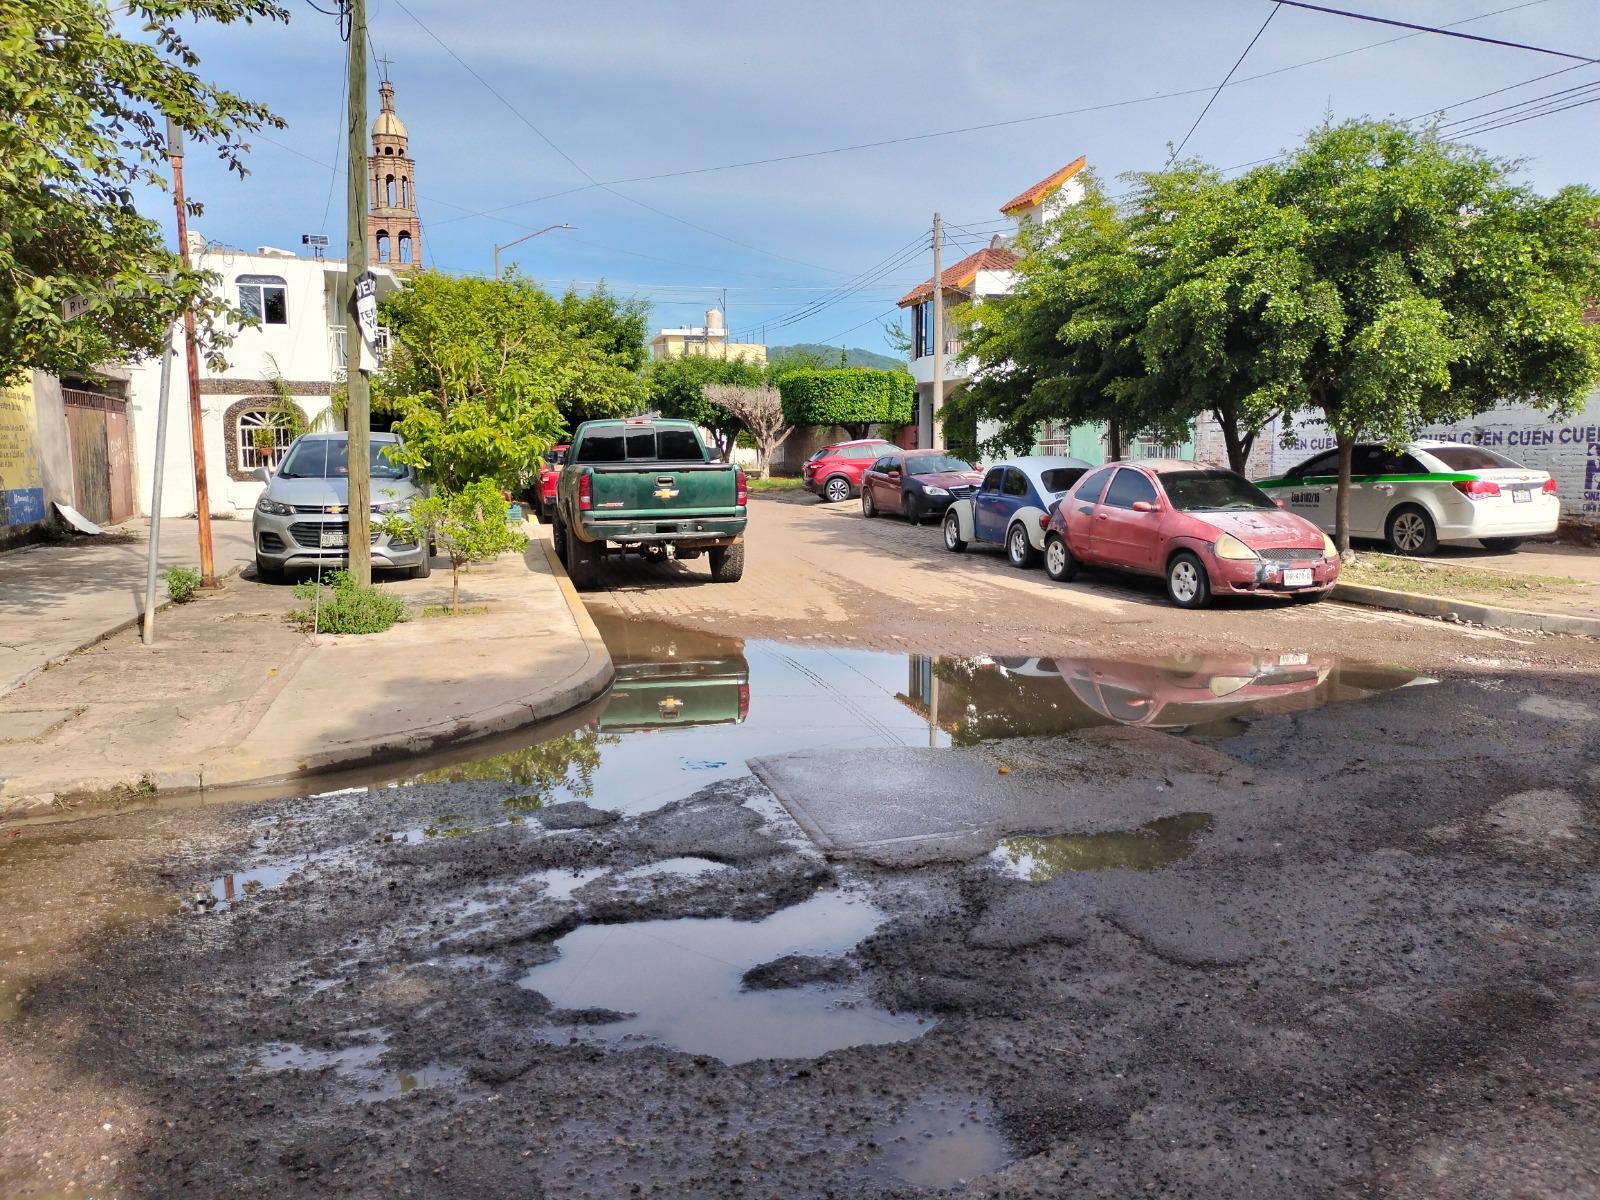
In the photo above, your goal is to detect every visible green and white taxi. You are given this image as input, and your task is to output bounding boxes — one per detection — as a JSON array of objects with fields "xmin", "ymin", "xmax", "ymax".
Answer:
[{"xmin": 1255, "ymin": 440, "xmax": 1559, "ymax": 555}]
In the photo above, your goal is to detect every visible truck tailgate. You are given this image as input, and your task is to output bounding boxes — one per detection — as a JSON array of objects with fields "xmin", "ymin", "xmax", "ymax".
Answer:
[{"xmin": 587, "ymin": 464, "xmax": 738, "ymax": 518}]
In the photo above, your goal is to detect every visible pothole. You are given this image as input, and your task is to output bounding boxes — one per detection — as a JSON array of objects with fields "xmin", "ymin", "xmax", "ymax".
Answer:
[
  {"xmin": 871, "ymin": 1094, "xmax": 1011, "ymax": 1189},
  {"xmin": 992, "ymin": 812, "xmax": 1214, "ymax": 880}
]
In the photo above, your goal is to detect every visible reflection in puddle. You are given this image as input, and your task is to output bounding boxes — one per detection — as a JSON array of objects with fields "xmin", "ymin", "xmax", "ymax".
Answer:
[
  {"xmin": 206, "ymin": 859, "xmax": 308, "ymax": 909},
  {"xmin": 993, "ymin": 813, "xmax": 1215, "ymax": 881},
  {"xmin": 873, "ymin": 1095, "xmax": 1011, "ymax": 1189},
  {"xmin": 247, "ymin": 1030, "xmax": 465, "ymax": 1101},
  {"xmin": 519, "ymin": 891, "xmax": 928, "ymax": 1064}
]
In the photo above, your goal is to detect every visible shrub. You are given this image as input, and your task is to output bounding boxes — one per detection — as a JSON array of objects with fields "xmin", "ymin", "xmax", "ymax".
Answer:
[
  {"xmin": 164, "ymin": 565, "xmax": 201, "ymax": 604},
  {"xmin": 777, "ymin": 368, "xmax": 915, "ymax": 438},
  {"xmin": 289, "ymin": 569, "xmax": 409, "ymax": 635},
  {"xmin": 383, "ymin": 479, "xmax": 528, "ymax": 614}
]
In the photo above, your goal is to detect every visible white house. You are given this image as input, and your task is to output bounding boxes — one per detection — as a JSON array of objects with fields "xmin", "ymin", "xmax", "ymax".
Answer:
[
  {"xmin": 127, "ymin": 236, "xmax": 402, "ymax": 518},
  {"xmin": 897, "ymin": 157, "xmax": 1087, "ymax": 448}
]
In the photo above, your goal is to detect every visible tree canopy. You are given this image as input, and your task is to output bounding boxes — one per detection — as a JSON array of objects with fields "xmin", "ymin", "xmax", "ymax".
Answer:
[
  {"xmin": 777, "ymin": 367, "xmax": 915, "ymax": 438},
  {"xmin": 376, "ymin": 272, "xmax": 647, "ymax": 489},
  {"xmin": 0, "ymin": 0, "xmax": 287, "ymax": 384},
  {"xmin": 645, "ymin": 354, "xmax": 765, "ymax": 460}
]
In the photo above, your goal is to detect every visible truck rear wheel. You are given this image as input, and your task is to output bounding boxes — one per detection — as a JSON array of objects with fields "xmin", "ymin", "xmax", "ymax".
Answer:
[
  {"xmin": 551, "ymin": 517, "xmax": 567, "ymax": 564},
  {"xmin": 566, "ymin": 525, "xmax": 600, "ymax": 590},
  {"xmin": 708, "ymin": 542, "xmax": 745, "ymax": 583}
]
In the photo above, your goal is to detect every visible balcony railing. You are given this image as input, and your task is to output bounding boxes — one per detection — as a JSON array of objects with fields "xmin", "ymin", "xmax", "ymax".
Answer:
[{"xmin": 329, "ymin": 324, "xmax": 391, "ymax": 380}]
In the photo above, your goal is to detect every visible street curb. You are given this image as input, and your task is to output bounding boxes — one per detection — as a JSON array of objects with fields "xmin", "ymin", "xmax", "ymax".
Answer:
[
  {"xmin": 1332, "ymin": 581, "xmax": 1600, "ymax": 637},
  {"xmin": 0, "ymin": 539, "xmax": 615, "ymax": 817}
]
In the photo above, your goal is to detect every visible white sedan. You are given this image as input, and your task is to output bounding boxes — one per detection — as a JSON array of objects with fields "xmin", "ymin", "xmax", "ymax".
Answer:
[{"xmin": 1257, "ymin": 440, "xmax": 1559, "ymax": 555}]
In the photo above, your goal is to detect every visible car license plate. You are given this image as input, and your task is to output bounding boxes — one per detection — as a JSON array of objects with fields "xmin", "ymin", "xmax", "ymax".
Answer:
[
  {"xmin": 1512, "ymin": 488, "xmax": 1530, "ymax": 503},
  {"xmin": 1283, "ymin": 568, "xmax": 1313, "ymax": 588},
  {"xmin": 1278, "ymin": 652, "xmax": 1309, "ymax": 666},
  {"xmin": 320, "ymin": 529, "xmax": 348, "ymax": 548}
]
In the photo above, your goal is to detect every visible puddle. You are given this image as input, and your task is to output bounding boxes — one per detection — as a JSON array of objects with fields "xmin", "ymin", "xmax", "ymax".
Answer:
[
  {"xmin": 204, "ymin": 859, "xmax": 309, "ymax": 909},
  {"xmin": 247, "ymin": 1029, "xmax": 465, "ymax": 1100},
  {"xmin": 617, "ymin": 856, "xmax": 731, "ymax": 881},
  {"xmin": 519, "ymin": 890, "xmax": 928, "ymax": 1063},
  {"xmin": 531, "ymin": 866, "xmax": 609, "ymax": 900},
  {"xmin": 873, "ymin": 1095, "xmax": 1011, "ymax": 1189},
  {"xmin": 992, "ymin": 812, "xmax": 1215, "ymax": 881}
]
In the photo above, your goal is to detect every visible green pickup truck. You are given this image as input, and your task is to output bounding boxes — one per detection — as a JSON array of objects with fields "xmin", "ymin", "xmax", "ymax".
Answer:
[{"xmin": 551, "ymin": 417, "xmax": 748, "ymax": 590}]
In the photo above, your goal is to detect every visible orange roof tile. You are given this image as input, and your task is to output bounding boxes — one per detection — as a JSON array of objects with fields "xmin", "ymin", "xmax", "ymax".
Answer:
[
  {"xmin": 896, "ymin": 245, "xmax": 1019, "ymax": 308},
  {"xmin": 998, "ymin": 155, "xmax": 1088, "ymax": 215}
]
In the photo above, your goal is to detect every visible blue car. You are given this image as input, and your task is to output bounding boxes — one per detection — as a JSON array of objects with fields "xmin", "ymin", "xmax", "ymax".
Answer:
[{"xmin": 942, "ymin": 456, "xmax": 1091, "ymax": 567}]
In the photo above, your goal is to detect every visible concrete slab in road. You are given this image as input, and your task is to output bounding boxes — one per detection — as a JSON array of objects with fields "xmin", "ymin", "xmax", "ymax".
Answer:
[{"xmin": 750, "ymin": 727, "xmax": 1242, "ymax": 866}]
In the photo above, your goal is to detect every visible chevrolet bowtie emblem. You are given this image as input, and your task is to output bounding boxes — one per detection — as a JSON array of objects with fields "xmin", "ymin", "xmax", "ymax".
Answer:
[
  {"xmin": 653, "ymin": 488, "xmax": 678, "ymax": 500},
  {"xmin": 327, "ymin": 504, "xmax": 345, "ymax": 514}
]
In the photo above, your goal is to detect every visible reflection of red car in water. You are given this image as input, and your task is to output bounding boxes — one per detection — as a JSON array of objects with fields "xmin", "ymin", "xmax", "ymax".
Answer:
[
  {"xmin": 535, "ymin": 444, "xmax": 569, "ymax": 522},
  {"xmin": 1051, "ymin": 654, "xmax": 1336, "ymax": 730}
]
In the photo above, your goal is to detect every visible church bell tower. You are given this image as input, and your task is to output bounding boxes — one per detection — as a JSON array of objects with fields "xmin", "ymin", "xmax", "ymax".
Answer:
[{"xmin": 368, "ymin": 72, "xmax": 421, "ymax": 272}]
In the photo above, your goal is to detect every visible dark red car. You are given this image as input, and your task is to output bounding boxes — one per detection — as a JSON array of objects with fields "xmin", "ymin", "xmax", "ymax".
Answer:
[
  {"xmin": 535, "ymin": 444, "xmax": 568, "ymax": 521},
  {"xmin": 802, "ymin": 438, "xmax": 894, "ymax": 503},
  {"xmin": 1043, "ymin": 459, "xmax": 1339, "ymax": 608},
  {"xmin": 860, "ymin": 449, "xmax": 983, "ymax": 525}
]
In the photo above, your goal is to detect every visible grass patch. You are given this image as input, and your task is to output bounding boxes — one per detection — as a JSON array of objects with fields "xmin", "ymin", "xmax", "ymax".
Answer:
[
  {"xmin": 748, "ymin": 476, "xmax": 805, "ymax": 492},
  {"xmin": 1345, "ymin": 553, "xmax": 1579, "ymax": 596},
  {"xmin": 164, "ymin": 565, "xmax": 201, "ymax": 603},
  {"xmin": 289, "ymin": 569, "xmax": 409, "ymax": 635},
  {"xmin": 421, "ymin": 604, "xmax": 489, "ymax": 618}
]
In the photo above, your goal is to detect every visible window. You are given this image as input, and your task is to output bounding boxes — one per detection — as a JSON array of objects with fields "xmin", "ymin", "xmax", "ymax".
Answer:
[
  {"xmin": 376, "ymin": 231, "xmax": 391, "ymax": 262},
  {"xmin": 574, "ymin": 426, "xmax": 705, "ymax": 464},
  {"xmin": 1040, "ymin": 466, "xmax": 1085, "ymax": 494},
  {"xmin": 1160, "ymin": 470, "xmax": 1276, "ymax": 513},
  {"xmin": 980, "ymin": 467, "xmax": 1004, "ymax": 493},
  {"xmin": 1353, "ymin": 446, "xmax": 1426, "ymax": 476},
  {"xmin": 575, "ymin": 430, "xmax": 626, "ymax": 463},
  {"xmin": 1422, "ymin": 444, "xmax": 1521, "ymax": 471},
  {"xmin": 385, "ymin": 175, "xmax": 397, "ymax": 207},
  {"xmin": 398, "ymin": 231, "xmax": 413, "ymax": 264},
  {"xmin": 871, "ymin": 456, "xmax": 898, "ymax": 473},
  {"xmin": 849, "ymin": 444, "xmax": 884, "ymax": 459},
  {"xmin": 1002, "ymin": 468, "xmax": 1029, "ymax": 497},
  {"xmin": 401, "ymin": 177, "xmax": 409, "ymax": 207},
  {"xmin": 1074, "ymin": 466, "xmax": 1117, "ymax": 504},
  {"xmin": 906, "ymin": 454, "xmax": 972, "ymax": 476},
  {"xmin": 655, "ymin": 428, "xmax": 704, "ymax": 461},
  {"xmin": 384, "ymin": 146, "xmax": 394, "ymax": 155},
  {"xmin": 237, "ymin": 275, "xmax": 287, "ymax": 325},
  {"xmin": 1286, "ymin": 450, "xmax": 1338, "ymax": 479},
  {"xmin": 236, "ymin": 408, "xmax": 295, "ymax": 472},
  {"xmin": 1130, "ymin": 434, "xmax": 1182, "ymax": 459},
  {"xmin": 277, "ymin": 437, "xmax": 408, "ymax": 480},
  {"xmin": 1103, "ymin": 468, "xmax": 1158, "ymax": 509}
]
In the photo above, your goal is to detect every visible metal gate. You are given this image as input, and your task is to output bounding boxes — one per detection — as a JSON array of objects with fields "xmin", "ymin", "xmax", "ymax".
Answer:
[{"xmin": 63, "ymin": 389, "xmax": 134, "ymax": 526}]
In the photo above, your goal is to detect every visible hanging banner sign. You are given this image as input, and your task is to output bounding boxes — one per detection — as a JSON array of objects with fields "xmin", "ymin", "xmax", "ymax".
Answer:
[{"xmin": 352, "ymin": 270, "xmax": 381, "ymax": 375}]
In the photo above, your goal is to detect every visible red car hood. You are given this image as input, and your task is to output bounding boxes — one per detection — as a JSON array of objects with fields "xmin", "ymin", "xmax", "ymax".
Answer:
[
  {"xmin": 917, "ymin": 470, "xmax": 982, "ymax": 489},
  {"xmin": 1198, "ymin": 509, "xmax": 1324, "ymax": 548}
]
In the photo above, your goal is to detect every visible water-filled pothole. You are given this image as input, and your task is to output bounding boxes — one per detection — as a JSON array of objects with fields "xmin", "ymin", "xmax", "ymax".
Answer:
[
  {"xmin": 993, "ymin": 812, "xmax": 1215, "ymax": 881},
  {"xmin": 246, "ymin": 1029, "xmax": 465, "ymax": 1100},
  {"xmin": 872, "ymin": 1094, "xmax": 1011, "ymax": 1189},
  {"xmin": 519, "ymin": 890, "xmax": 927, "ymax": 1063}
]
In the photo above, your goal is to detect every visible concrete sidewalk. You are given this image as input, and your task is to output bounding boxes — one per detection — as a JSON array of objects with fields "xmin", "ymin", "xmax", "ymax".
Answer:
[
  {"xmin": 0, "ymin": 518, "xmax": 256, "ymax": 697},
  {"xmin": 0, "ymin": 529, "xmax": 612, "ymax": 816}
]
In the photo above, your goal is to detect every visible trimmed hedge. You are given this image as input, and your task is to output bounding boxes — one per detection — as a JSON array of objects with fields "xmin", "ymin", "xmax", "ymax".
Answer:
[{"xmin": 777, "ymin": 368, "xmax": 915, "ymax": 433}]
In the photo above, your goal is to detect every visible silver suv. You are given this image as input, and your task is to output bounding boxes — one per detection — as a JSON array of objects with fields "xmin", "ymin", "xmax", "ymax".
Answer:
[{"xmin": 251, "ymin": 432, "xmax": 430, "ymax": 581}]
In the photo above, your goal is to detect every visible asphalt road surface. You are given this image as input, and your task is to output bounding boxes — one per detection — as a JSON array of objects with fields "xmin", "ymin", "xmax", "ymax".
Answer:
[{"xmin": 2, "ymin": 493, "xmax": 1598, "ymax": 1199}]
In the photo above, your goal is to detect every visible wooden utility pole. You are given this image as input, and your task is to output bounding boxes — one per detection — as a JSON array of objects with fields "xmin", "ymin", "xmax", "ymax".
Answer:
[
  {"xmin": 169, "ymin": 129, "xmax": 217, "ymax": 585},
  {"xmin": 344, "ymin": 0, "xmax": 372, "ymax": 583},
  {"xmin": 930, "ymin": 213, "xmax": 944, "ymax": 451}
]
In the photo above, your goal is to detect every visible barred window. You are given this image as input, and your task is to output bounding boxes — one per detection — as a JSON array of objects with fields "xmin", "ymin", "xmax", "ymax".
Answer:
[{"xmin": 237, "ymin": 408, "xmax": 296, "ymax": 472}]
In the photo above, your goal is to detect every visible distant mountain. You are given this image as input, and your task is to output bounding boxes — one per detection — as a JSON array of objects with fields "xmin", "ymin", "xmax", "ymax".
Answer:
[{"xmin": 767, "ymin": 343, "xmax": 906, "ymax": 371}]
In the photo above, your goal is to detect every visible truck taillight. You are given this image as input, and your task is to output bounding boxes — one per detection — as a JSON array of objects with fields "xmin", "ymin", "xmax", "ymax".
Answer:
[
  {"xmin": 578, "ymin": 473, "xmax": 593, "ymax": 511},
  {"xmin": 1452, "ymin": 479, "xmax": 1500, "ymax": 499},
  {"xmin": 737, "ymin": 684, "xmax": 750, "ymax": 722},
  {"xmin": 735, "ymin": 470, "xmax": 748, "ymax": 507},
  {"xmin": 1542, "ymin": 477, "xmax": 1558, "ymax": 494}
]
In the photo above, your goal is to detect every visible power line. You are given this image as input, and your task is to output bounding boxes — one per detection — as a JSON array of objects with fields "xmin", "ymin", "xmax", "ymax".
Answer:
[
  {"xmin": 1272, "ymin": 0, "xmax": 1598, "ymax": 64},
  {"xmin": 733, "ymin": 232, "xmax": 931, "ymax": 341},
  {"xmin": 814, "ymin": 307, "xmax": 905, "ymax": 347},
  {"xmin": 1447, "ymin": 85, "xmax": 1600, "ymax": 136},
  {"xmin": 388, "ymin": 0, "xmax": 851, "ymax": 278},
  {"xmin": 425, "ymin": 0, "xmax": 1554, "ymax": 231},
  {"xmin": 1175, "ymin": 4, "xmax": 1281, "ymax": 159},
  {"xmin": 1438, "ymin": 75, "xmax": 1600, "ymax": 131}
]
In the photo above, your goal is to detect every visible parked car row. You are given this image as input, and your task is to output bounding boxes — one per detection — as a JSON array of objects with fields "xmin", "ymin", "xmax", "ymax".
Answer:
[{"xmin": 807, "ymin": 435, "xmax": 1561, "ymax": 610}]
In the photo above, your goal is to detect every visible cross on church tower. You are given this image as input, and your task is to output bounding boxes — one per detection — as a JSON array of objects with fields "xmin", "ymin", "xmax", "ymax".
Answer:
[{"xmin": 367, "ymin": 68, "xmax": 421, "ymax": 272}]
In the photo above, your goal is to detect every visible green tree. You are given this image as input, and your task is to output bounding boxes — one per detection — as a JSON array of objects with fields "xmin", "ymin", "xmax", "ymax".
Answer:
[
  {"xmin": 375, "ymin": 272, "xmax": 645, "ymax": 489},
  {"xmin": 646, "ymin": 354, "xmax": 765, "ymax": 460},
  {"xmin": 1228, "ymin": 120, "xmax": 1600, "ymax": 551},
  {"xmin": 1, "ymin": 0, "xmax": 287, "ymax": 384},
  {"xmin": 387, "ymin": 479, "xmax": 528, "ymax": 614},
  {"xmin": 777, "ymin": 367, "xmax": 915, "ymax": 439}
]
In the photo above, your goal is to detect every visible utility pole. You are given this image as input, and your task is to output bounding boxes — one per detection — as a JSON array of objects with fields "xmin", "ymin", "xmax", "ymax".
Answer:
[
  {"xmin": 344, "ymin": 0, "xmax": 372, "ymax": 584},
  {"xmin": 169, "ymin": 124, "xmax": 217, "ymax": 586},
  {"xmin": 141, "ymin": 322, "xmax": 176, "ymax": 645},
  {"xmin": 930, "ymin": 212, "xmax": 944, "ymax": 451}
]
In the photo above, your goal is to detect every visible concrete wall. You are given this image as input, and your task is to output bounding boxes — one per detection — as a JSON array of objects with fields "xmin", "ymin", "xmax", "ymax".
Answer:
[
  {"xmin": 0, "ymin": 373, "xmax": 77, "ymax": 544},
  {"xmin": 770, "ymin": 424, "xmax": 906, "ymax": 474},
  {"xmin": 1259, "ymin": 392, "xmax": 1600, "ymax": 528}
]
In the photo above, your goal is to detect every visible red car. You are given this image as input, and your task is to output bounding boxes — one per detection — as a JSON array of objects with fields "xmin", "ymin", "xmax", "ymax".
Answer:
[
  {"xmin": 860, "ymin": 449, "xmax": 983, "ymax": 525},
  {"xmin": 802, "ymin": 438, "xmax": 894, "ymax": 503},
  {"xmin": 1043, "ymin": 459, "xmax": 1339, "ymax": 609},
  {"xmin": 535, "ymin": 444, "xmax": 568, "ymax": 521}
]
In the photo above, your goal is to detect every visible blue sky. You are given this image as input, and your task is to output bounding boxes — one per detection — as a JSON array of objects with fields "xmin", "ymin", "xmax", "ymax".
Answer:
[{"xmin": 138, "ymin": 0, "xmax": 1599, "ymax": 356}]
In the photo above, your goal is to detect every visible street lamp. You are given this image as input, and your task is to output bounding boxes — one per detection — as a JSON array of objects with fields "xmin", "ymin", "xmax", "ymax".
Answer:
[{"xmin": 494, "ymin": 223, "xmax": 573, "ymax": 280}]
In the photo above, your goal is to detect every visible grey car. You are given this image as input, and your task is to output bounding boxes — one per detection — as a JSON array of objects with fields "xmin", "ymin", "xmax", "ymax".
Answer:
[{"xmin": 251, "ymin": 432, "xmax": 431, "ymax": 581}]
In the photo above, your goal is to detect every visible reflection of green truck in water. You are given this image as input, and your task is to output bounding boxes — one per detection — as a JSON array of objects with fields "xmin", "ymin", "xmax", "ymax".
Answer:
[{"xmin": 590, "ymin": 612, "xmax": 750, "ymax": 733}]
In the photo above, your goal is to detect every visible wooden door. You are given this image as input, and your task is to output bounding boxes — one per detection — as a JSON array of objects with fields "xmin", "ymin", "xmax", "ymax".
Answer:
[
  {"xmin": 65, "ymin": 402, "xmax": 110, "ymax": 525},
  {"xmin": 104, "ymin": 405, "xmax": 134, "ymax": 523}
]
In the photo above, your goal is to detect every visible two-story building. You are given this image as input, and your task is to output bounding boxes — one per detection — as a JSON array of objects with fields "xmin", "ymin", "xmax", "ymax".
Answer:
[{"xmin": 125, "ymin": 237, "xmax": 402, "ymax": 518}]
